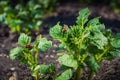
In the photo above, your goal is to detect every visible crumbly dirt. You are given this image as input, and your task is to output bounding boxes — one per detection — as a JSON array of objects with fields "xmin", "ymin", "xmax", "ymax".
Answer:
[
  {"xmin": 0, "ymin": 2, "xmax": 120, "ymax": 80},
  {"xmin": 94, "ymin": 58, "xmax": 120, "ymax": 80}
]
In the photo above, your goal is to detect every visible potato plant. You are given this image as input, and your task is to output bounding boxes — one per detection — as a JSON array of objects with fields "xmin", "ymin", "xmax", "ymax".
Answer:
[
  {"xmin": 50, "ymin": 8, "xmax": 120, "ymax": 80},
  {"xmin": 0, "ymin": 0, "xmax": 57, "ymax": 34},
  {"xmin": 0, "ymin": 1, "xmax": 42, "ymax": 34},
  {"xmin": 9, "ymin": 33, "xmax": 55, "ymax": 80},
  {"xmin": 35, "ymin": 0, "xmax": 57, "ymax": 14}
]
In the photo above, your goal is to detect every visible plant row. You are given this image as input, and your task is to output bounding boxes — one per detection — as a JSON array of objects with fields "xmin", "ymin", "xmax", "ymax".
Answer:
[
  {"xmin": 0, "ymin": 0, "xmax": 120, "ymax": 34},
  {"xmin": 0, "ymin": 0, "xmax": 57, "ymax": 34}
]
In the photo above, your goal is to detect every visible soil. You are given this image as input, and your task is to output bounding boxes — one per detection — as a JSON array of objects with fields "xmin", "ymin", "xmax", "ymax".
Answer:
[
  {"xmin": 94, "ymin": 58, "xmax": 120, "ymax": 80},
  {"xmin": 0, "ymin": 2, "xmax": 120, "ymax": 80}
]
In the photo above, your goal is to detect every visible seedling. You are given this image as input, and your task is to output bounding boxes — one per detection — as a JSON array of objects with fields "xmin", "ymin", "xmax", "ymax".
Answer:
[
  {"xmin": 9, "ymin": 33, "xmax": 55, "ymax": 80},
  {"xmin": 50, "ymin": 8, "xmax": 120, "ymax": 80}
]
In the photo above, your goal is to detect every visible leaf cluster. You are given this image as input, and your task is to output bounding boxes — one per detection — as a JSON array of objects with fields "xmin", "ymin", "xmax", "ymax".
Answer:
[
  {"xmin": 9, "ymin": 33, "xmax": 54, "ymax": 80},
  {"xmin": 50, "ymin": 8, "xmax": 120, "ymax": 80}
]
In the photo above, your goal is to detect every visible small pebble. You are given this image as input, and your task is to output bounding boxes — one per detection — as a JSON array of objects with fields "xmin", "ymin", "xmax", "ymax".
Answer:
[
  {"xmin": 45, "ymin": 55, "xmax": 49, "ymax": 58},
  {"xmin": 1, "ymin": 44, "xmax": 5, "ymax": 47},
  {"xmin": 53, "ymin": 44, "xmax": 57, "ymax": 48},
  {"xmin": 10, "ymin": 67, "xmax": 15, "ymax": 71},
  {"xmin": 52, "ymin": 50, "xmax": 55, "ymax": 53},
  {"xmin": 50, "ymin": 55, "xmax": 54, "ymax": 58}
]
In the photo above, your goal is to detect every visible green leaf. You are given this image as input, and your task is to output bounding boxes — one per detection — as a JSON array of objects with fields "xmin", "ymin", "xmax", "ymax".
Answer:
[
  {"xmin": 86, "ymin": 56, "xmax": 100, "ymax": 73},
  {"xmin": 0, "ymin": 13, "xmax": 6, "ymax": 24},
  {"xmin": 7, "ymin": 19, "xmax": 22, "ymax": 32},
  {"xmin": 97, "ymin": 24, "xmax": 105, "ymax": 31},
  {"xmin": 111, "ymin": 39, "xmax": 120, "ymax": 48},
  {"xmin": 57, "ymin": 43, "xmax": 65, "ymax": 50},
  {"xmin": 0, "ymin": 1, "xmax": 8, "ymax": 7},
  {"xmin": 18, "ymin": 33, "xmax": 31, "ymax": 46},
  {"xmin": 87, "ymin": 18, "xmax": 105, "ymax": 30},
  {"xmin": 58, "ymin": 54, "xmax": 78, "ymax": 69},
  {"xmin": 88, "ymin": 21, "xmax": 108, "ymax": 48},
  {"xmin": 25, "ymin": 21, "xmax": 41, "ymax": 31},
  {"xmin": 87, "ymin": 18, "xmax": 108, "ymax": 49},
  {"xmin": 8, "ymin": 19, "xmax": 22, "ymax": 27},
  {"xmin": 33, "ymin": 5, "xmax": 41, "ymax": 10},
  {"xmin": 88, "ymin": 45, "xmax": 103, "ymax": 55},
  {"xmin": 102, "ymin": 53, "xmax": 114, "ymax": 60},
  {"xmin": 36, "ymin": 21, "xmax": 42, "ymax": 26},
  {"xmin": 15, "ymin": 4, "xmax": 23, "ymax": 10},
  {"xmin": 103, "ymin": 29, "xmax": 112, "ymax": 37},
  {"xmin": 38, "ymin": 38, "xmax": 52, "ymax": 52},
  {"xmin": 18, "ymin": 11, "xmax": 28, "ymax": 17},
  {"xmin": 9, "ymin": 47, "xmax": 23, "ymax": 60},
  {"xmin": 110, "ymin": 50, "xmax": 120, "ymax": 56},
  {"xmin": 4, "ymin": 7, "xmax": 13, "ymax": 13},
  {"xmin": 55, "ymin": 69, "xmax": 72, "ymax": 80},
  {"xmin": 76, "ymin": 8, "xmax": 90, "ymax": 26},
  {"xmin": 38, "ymin": 64, "xmax": 55, "ymax": 74},
  {"xmin": 87, "ymin": 18, "xmax": 99, "ymax": 26},
  {"xmin": 59, "ymin": 65, "xmax": 71, "ymax": 71},
  {"xmin": 111, "ymin": 33, "xmax": 120, "ymax": 48},
  {"xmin": 26, "ymin": 22, "xmax": 37, "ymax": 29},
  {"xmin": 50, "ymin": 23, "xmax": 63, "ymax": 40},
  {"xmin": 89, "ymin": 31, "xmax": 108, "ymax": 49},
  {"xmin": 114, "ymin": 33, "xmax": 120, "ymax": 39},
  {"xmin": 34, "ymin": 13, "xmax": 42, "ymax": 19}
]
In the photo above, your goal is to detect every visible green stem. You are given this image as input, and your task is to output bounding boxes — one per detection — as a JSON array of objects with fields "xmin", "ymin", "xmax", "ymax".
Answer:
[
  {"xmin": 35, "ymin": 73, "xmax": 40, "ymax": 80},
  {"xmin": 35, "ymin": 47, "xmax": 39, "ymax": 64},
  {"xmin": 81, "ymin": 52, "xmax": 88, "ymax": 63},
  {"xmin": 23, "ymin": 51, "xmax": 33, "ymax": 66},
  {"xmin": 74, "ymin": 68, "xmax": 83, "ymax": 80},
  {"xmin": 96, "ymin": 46, "xmax": 110, "ymax": 60},
  {"xmin": 24, "ymin": 49, "xmax": 40, "ymax": 80},
  {"xmin": 88, "ymin": 71, "xmax": 94, "ymax": 80},
  {"xmin": 34, "ymin": 47, "xmax": 40, "ymax": 80}
]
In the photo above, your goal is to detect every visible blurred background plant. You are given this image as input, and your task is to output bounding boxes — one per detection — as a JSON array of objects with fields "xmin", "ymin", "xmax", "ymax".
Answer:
[
  {"xmin": 0, "ymin": 0, "xmax": 120, "ymax": 34},
  {"xmin": 79, "ymin": 0, "xmax": 120, "ymax": 13},
  {"xmin": 110, "ymin": 0, "xmax": 120, "ymax": 13},
  {"xmin": 0, "ymin": 0, "xmax": 57, "ymax": 34}
]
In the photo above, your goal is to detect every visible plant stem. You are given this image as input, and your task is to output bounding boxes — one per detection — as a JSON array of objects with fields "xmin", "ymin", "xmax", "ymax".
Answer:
[
  {"xmin": 34, "ymin": 47, "xmax": 40, "ymax": 80},
  {"xmin": 88, "ymin": 71, "xmax": 94, "ymax": 80},
  {"xmin": 74, "ymin": 68, "xmax": 83, "ymax": 80},
  {"xmin": 35, "ymin": 48, "xmax": 39, "ymax": 64},
  {"xmin": 35, "ymin": 73, "xmax": 40, "ymax": 80},
  {"xmin": 96, "ymin": 46, "xmax": 110, "ymax": 60}
]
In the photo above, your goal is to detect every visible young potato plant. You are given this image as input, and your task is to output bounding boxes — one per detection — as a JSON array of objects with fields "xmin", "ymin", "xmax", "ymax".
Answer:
[
  {"xmin": 9, "ymin": 33, "xmax": 55, "ymax": 80},
  {"xmin": 50, "ymin": 8, "xmax": 120, "ymax": 80},
  {"xmin": 37, "ymin": 0, "xmax": 57, "ymax": 14},
  {"xmin": 0, "ymin": 0, "xmax": 42, "ymax": 34},
  {"xmin": 0, "ymin": 0, "xmax": 57, "ymax": 34},
  {"xmin": 0, "ymin": 0, "xmax": 8, "ymax": 24}
]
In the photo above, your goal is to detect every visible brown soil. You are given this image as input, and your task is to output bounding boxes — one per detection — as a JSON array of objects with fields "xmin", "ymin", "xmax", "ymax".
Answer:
[
  {"xmin": 0, "ymin": 2, "xmax": 120, "ymax": 80},
  {"xmin": 94, "ymin": 58, "xmax": 120, "ymax": 80}
]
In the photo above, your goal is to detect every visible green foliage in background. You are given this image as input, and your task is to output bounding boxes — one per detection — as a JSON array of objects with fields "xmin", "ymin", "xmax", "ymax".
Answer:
[
  {"xmin": 0, "ymin": 0, "xmax": 57, "ymax": 34},
  {"xmin": 78, "ymin": 0, "xmax": 120, "ymax": 13},
  {"xmin": 50, "ymin": 8, "xmax": 120, "ymax": 80},
  {"xmin": 9, "ymin": 33, "xmax": 55, "ymax": 80},
  {"xmin": 110, "ymin": 0, "xmax": 120, "ymax": 13}
]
